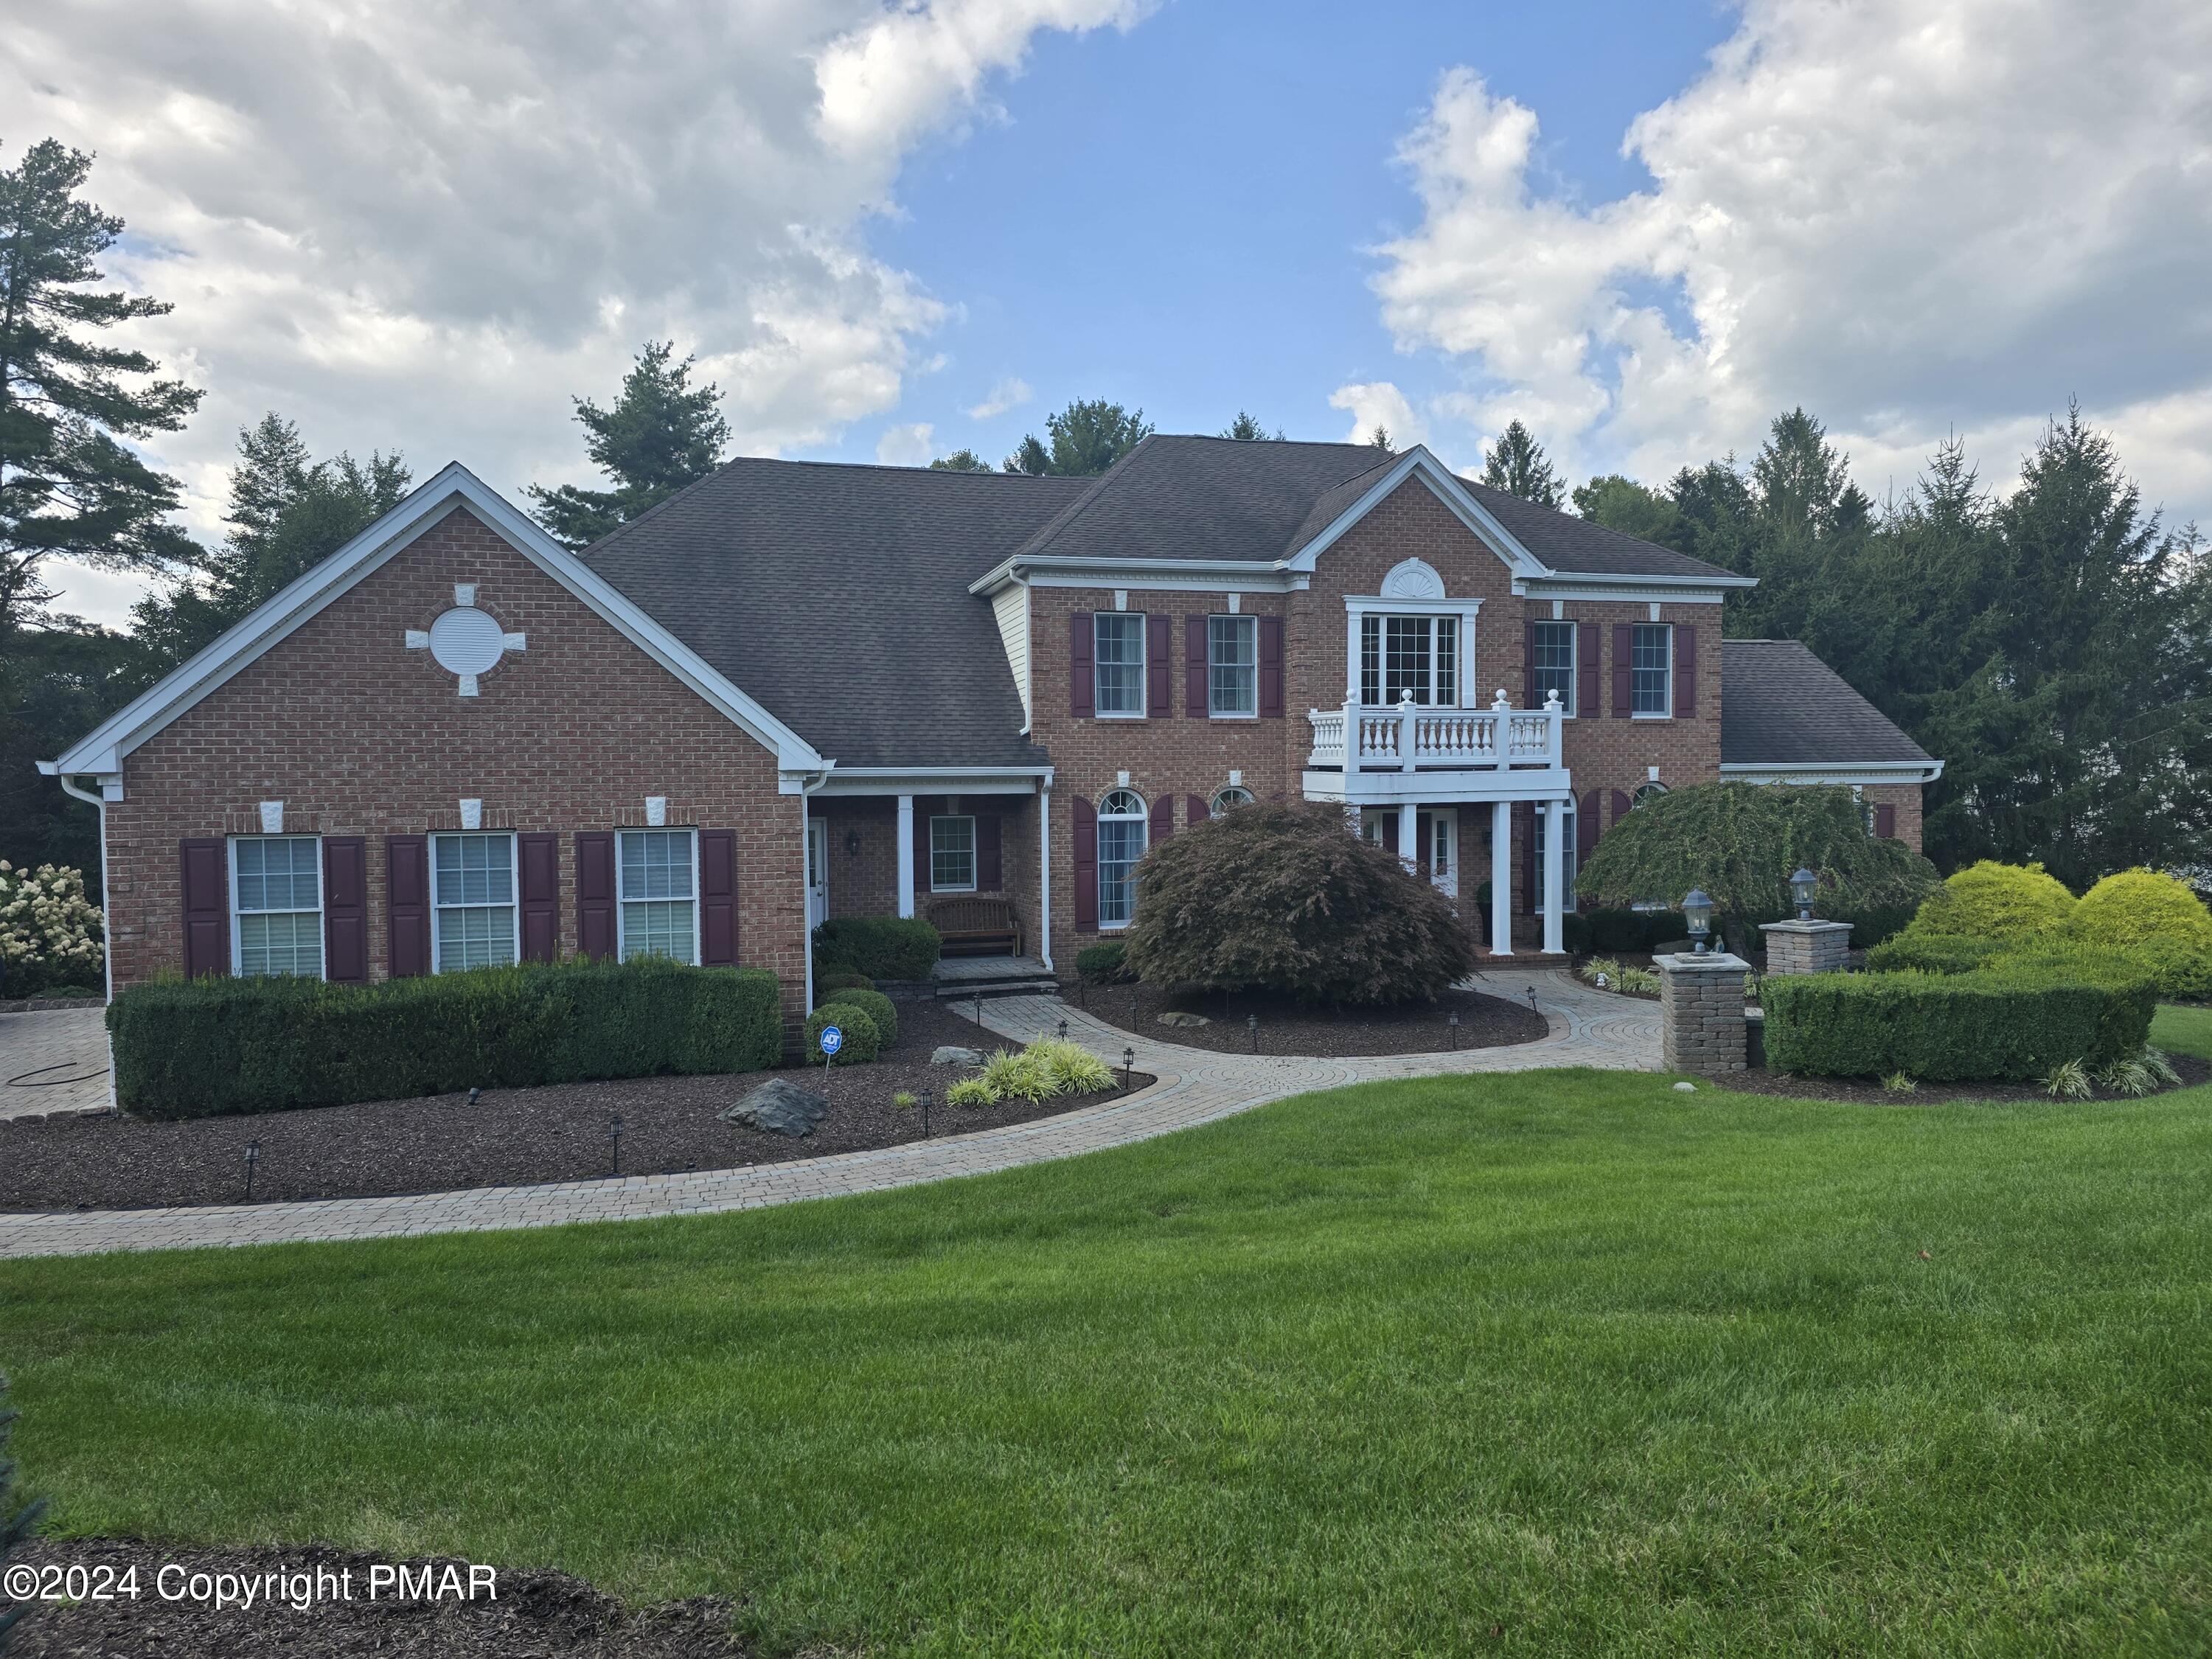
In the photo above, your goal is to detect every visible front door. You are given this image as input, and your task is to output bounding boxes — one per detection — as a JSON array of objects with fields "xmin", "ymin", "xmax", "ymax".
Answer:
[
  {"xmin": 806, "ymin": 818, "xmax": 830, "ymax": 930},
  {"xmin": 1417, "ymin": 808, "xmax": 1458, "ymax": 901}
]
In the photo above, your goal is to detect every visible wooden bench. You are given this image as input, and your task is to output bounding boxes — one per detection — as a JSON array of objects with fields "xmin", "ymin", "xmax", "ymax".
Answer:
[{"xmin": 928, "ymin": 896, "xmax": 1023, "ymax": 959}]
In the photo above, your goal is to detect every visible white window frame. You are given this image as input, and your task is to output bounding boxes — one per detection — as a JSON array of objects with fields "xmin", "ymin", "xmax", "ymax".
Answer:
[
  {"xmin": 1343, "ymin": 593, "xmax": 1481, "ymax": 709},
  {"xmin": 429, "ymin": 830, "xmax": 522, "ymax": 974},
  {"xmin": 1093, "ymin": 612, "xmax": 1147, "ymax": 718},
  {"xmin": 229, "ymin": 834, "xmax": 324, "ymax": 979},
  {"xmin": 1530, "ymin": 619, "xmax": 1577, "ymax": 717},
  {"xmin": 1534, "ymin": 806, "xmax": 1579, "ymax": 915},
  {"xmin": 1357, "ymin": 613, "xmax": 1463, "ymax": 707},
  {"xmin": 1630, "ymin": 622, "xmax": 1674, "ymax": 719},
  {"xmin": 616, "ymin": 827, "xmax": 701, "ymax": 965},
  {"xmin": 1209, "ymin": 785, "xmax": 1256, "ymax": 815},
  {"xmin": 1207, "ymin": 613, "xmax": 1259, "ymax": 718},
  {"xmin": 929, "ymin": 813, "xmax": 978, "ymax": 893},
  {"xmin": 1096, "ymin": 789, "xmax": 1148, "ymax": 931}
]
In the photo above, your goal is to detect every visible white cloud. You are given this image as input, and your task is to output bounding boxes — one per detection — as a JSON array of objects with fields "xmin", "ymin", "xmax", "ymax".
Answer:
[
  {"xmin": 966, "ymin": 376, "xmax": 1034, "ymax": 420},
  {"xmin": 875, "ymin": 422, "xmax": 937, "ymax": 466},
  {"xmin": 1366, "ymin": 0, "xmax": 2212, "ymax": 519},
  {"xmin": 1329, "ymin": 382, "xmax": 1426, "ymax": 451},
  {"xmin": 5, "ymin": 0, "xmax": 1150, "ymax": 626}
]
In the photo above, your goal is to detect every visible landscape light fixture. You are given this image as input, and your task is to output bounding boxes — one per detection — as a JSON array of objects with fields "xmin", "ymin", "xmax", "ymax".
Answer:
[
  {"xmin": 608, "ymin": 1113, "xmax": 624, "ymax": 1177},
  {"xmin": 1683, "ymin": 888, "xmax": 1714, "ymax": 953},
  {"xmin": 918, "ymin": 1089, "xmax": 933, "ymax": 1138},
  {"xmin": 243, "ymin": 1138, "xmax": 261, "ymax": 1201},
  {"xmin": 1526, "ymin": 984, "xmax": 1539, "ymax": 1012},
  {"xmin": 1057, "ymin": 1018, "xmax": 1068, "ymax": 1041},
  {"xmin": 1122, "ymin": 1046, "xmax": 1135, "ymax": 1092},
  {"xmin": 1448, "ymin": 1009, "xmax": 1461, "ymax": 1049},
  {"xmin": 1248, "ymin": 1012, "xmax": 1260, "ymax": 1053},
  {"xmin": 467, "ymin": 1085, "xmax": 481, "ymax": 1107},
  {"xmin": 1790, "ymin": 867, "xmax": 1818, "ymax": 922}
]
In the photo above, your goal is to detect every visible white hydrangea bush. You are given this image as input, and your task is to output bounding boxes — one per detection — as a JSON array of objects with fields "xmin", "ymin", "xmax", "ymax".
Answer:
[{"xmin": 0, "ymin": 860, "xmax": 105, "ymax": 995}]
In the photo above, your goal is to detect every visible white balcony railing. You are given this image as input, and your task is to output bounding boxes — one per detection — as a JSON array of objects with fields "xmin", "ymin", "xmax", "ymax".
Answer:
[{"xmin": 1305, "ymin": 689, "xmax": 1564, "ymax": 773}]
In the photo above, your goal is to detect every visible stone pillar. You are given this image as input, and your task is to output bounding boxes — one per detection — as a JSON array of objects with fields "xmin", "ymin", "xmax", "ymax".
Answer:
[
  {"xmin": 1759, "ymin": 919, "xmax": 1854, "ymax": 975},
  {"xmin": 1656, "ymin": 950, "xmax": 1752, "ymax": 1074}
]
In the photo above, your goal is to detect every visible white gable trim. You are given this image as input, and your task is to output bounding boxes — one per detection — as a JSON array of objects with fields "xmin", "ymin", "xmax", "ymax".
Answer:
[
  {"xmin": 1284, "ymin": 448, "xmax": 1552, "ymax": 582},
  {"xmin": 48, "ymin": 462, "xmax": 827, "ymax": 779}
]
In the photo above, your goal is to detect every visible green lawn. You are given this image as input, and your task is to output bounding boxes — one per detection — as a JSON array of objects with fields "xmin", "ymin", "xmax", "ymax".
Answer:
[{"xmin": 7, "ymin": 1023, "xmax": 2212, "ymax": 1656}]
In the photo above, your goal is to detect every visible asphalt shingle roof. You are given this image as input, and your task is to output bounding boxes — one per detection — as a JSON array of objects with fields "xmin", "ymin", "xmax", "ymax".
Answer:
[{"xmin": 1719, "ymin": 640, "xmax": 1933, "ymax": 766}]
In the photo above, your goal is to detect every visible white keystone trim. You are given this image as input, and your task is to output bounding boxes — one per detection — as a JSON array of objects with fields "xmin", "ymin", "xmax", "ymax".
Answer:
[{"xmin": 46, "ymin": 462, "xmax": 828, "ymax": 779}]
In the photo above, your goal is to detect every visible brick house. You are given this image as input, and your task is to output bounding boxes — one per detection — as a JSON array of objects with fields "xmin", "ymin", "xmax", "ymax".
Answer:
[{"xmin": 44, "ymin": 436, "xmax": 1939, "ymax": 1029}]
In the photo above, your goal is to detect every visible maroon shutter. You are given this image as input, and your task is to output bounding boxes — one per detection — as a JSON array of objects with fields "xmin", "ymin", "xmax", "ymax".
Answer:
[
  {"xmin": 699, "ymin": 829, "xmax": 737, "ymax": 964},
  {"xmin": 1150, "ymin": 794, "xmax": 1174, "ymax": 844},
  {"xmin": 179, "ymin": 838, "xmax": 230, "ymax": 978},
  {"xmin": 1577, "ymin": 622, "xmax": 1599, "ymax": 720},
  {"xmin": 322, "ymin": 837, "xmax": 368, "ymax": 982},
  {"xmin": 518, "ymin": 832, "xmax": 560, "ymax": 962},
  {"xmin": 1069, "ymin": 612, "xmax": 1095, "ymax": 717},
  {"xmin": 1612, "ymin": 625, "xmax": 1633, "ymax": 717},
  {"xmin": 1187, "ymin": 793, "xmax": 1210, "ymax": 826},
  {"xmin": 1610, "ymin": 789, "xmax": 1632, "ymax": 827},
  {"xmin": 574, "ymin": 831, "xmax": 616, "ymax": 961},
  {"xmin": 1186, "ymin": 616, "xmax": 1208, "ymax": 717},
  {"xmin": 1523, "ymin": 620, "xmax": 1540, "ymax": 709},
  {"xmin": 1380, "ymin": 810, "xmax": 1399, "ymax": 855},
  {"xmin": 1874, "ymin": 803, "xmax": 1897, "ymax": 840},
  {"xmin": 1146, "ymin": 613, "xmax": 1172, "ymax": 717},
  {"xmin": 1257, "ymin": 615, "xmax": 1284, "ymax": 717},
  {"xmin": 1674, "ymin": 624, "xmax": 1697, "ymax": 717},
  {"xmin": 1074, "ymin": 796, "xmax": 1099, "ymax": 929},
  {"xmin": 386, "ymin": 835, "xmax": 430, "ymax": 977},
  {"xmin": 976, "ymin": 813, "xmax": 1002, "ymax": 889},
  {"xmin": 1576, "ymin": 792, "xmax": 1601, "ymax": 860},
  {"xmin": 914, "ymin": 796, "xmax": 935, "ymax": 891}
]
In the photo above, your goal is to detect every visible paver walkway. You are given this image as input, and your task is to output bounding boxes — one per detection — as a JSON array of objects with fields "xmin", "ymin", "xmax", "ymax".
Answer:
[
  {"xmin": 0, "ymin": 970, "xmax": 1656, "ymax": 1259},
  {"xmin": 0, "ymin": 1007, "xmax": 110, "ymax": 1121}
]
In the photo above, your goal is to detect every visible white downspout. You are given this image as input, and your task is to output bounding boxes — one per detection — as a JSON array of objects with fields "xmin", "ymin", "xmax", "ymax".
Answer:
[
  {"xmin": 1037, "ymin": 771, "xmax": 1053, "ymax": 973},
  {"xmin": 49, "ymin": 768, "xmax": 117, "ymax": 1110},
  {"xmin": 797, "ymin": 769, "xmax": 835, "ymax": 1018}
]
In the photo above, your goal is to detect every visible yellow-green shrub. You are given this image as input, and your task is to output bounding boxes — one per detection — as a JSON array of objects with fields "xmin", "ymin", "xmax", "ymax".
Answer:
[
  {"xmin": 1905, "ymin": 860, "xmax": 2074, "ymax": 941},
  {"xmin": 2066, "ymin": 869, "xmax": 2212, "ymax": 998}
]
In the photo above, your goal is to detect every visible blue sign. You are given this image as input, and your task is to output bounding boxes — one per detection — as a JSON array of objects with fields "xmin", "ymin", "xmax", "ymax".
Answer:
[{"xmin": 819, "ymin": 1024, "xmax": 844, "ymax": 1057}]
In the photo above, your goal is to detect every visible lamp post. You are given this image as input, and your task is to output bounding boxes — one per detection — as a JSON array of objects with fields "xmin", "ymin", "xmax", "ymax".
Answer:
[
  {"xmin": 1122, "ymin": 1046, "xmax": 1135, "ymax": 1092},
  {"xmin": 1057, "ymin": 1018, "xmax": 1068, "ymax": 1042},
  {"xmin": 1247, "ymin": 1013, "xmax": 1259, "ymax": 1053},
  {"xmin": 243, "ymin": 1138, "xmax": 261, "ymax": 1201},
  {"xmin": 1790, "ymin": 867, "xmax": 1818, "ymax": 922},
  {"xmin": 1447, "ymin": 1009, "xmax": 1460, "ymax": 1050},
  {"xmin": 1683, "ymin": 888, "xmax": 1714, "ymax": 954},
  {"xmin": 608, "ymin": 1113, "xmax": 624, "ymax": 1177},
  {"xmin": 918, "ymin": 1088, "xmax": 933, "ymax": 1139}
]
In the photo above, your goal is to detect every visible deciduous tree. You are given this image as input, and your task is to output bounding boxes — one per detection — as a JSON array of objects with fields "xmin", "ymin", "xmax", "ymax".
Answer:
[{"xmin": 1002, "ymin": 399, "xmax": 1152, "ymax": 476}]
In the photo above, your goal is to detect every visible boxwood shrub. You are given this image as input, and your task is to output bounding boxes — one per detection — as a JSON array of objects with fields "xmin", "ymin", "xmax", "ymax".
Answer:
[
  {"xmin": 816, "ymin": 984, "xmax": 897, "ymax": 1046},
  {"xmin": 108, "ymin": 958, "xmax": 782, "ymax": 1119},
  {"xmin": 816, "ymin": 968, "xmax": 876, "ymax": 995},
  {"xmin": 1864, "ymin": 933, "xmax": 2008, "ymax": 975},
  {"xmin": 1075, "ymin": 940, "xmax": 1132, "ymax": 984},
  {"xmin": 1763, "ymin": 967, "xmax": 2155, "ymax": 1081},
  {"xmin": 813, "ymin": 916, "xmax": 941, "ymax": 981},
  {"xmin": 805, "ymin": 1002, "xmax": 880, "ymax": 1064}
]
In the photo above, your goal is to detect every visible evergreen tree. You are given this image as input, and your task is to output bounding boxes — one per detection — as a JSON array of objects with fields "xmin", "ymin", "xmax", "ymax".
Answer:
[
  {"xmin": 1571, "ymin": 473, "xmax": 1680, "ymax": 544},
  {"xmin": 928, "ymin": 448, "xmax": 992, "ymax": 472},
  {"xmin": 526, "ymin": 341, "xmax": 728, "ymax": 548},
  {"xmin": 0, "ymin": 138, "xmax": 203, "ymax": 641},
  {"xmin": 1368, "ymin": 425, "xmax": 1393, "ymax": 452},
  {"xmin": 1222, "ymin": 411, "xmax": 1284, "ymax": 441},
  {"xmin": 0, "ymin": 622, "xmax": 139, "ymax": 891},
  {"xmin": 1, "ymin": 1370, "xmax": 46, "ymax": 1655},
  {"xmin": 1478, "ymin": 419, "xmax": 1564, "ymax": 507},
  {"xmin": 1002, "ymin": 399, "xmax": 1152, "ymax": 476}
]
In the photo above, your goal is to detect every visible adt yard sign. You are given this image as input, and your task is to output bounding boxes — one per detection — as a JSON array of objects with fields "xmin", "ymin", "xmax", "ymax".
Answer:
[{"xmin": 820, "ymin": 1024, "xmax": 844, "ymax": 1057}]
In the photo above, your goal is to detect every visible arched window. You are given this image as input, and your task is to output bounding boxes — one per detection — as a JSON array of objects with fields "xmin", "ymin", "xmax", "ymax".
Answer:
[
  {"xmin": 1097, "ymin": 790, "xmax": 1149, "ymax": 928},
  {"xmin": 1632, "ymin": 782, "xmax": 1668, "ymax": 809},
  {"xmin": 1210, "ymin": 785, "xmax": 1255, "ymax": 815}
]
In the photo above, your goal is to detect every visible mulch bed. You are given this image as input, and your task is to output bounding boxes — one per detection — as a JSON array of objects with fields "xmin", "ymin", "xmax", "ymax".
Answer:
[
  {"xmin": 1068, "ymin": 980, "xmax": 1546, "ymax": 1058},
  {"xmin": 0, "ymin": 999, "xmax": 1151, "ymax": 1214},
  {"xmin": 1724, "ymin": 1051, "xmax": 2211, "ymax": 1105},
  {"xmin": 8, "ymin": 1537, "xmax": 740, "ymax": 1658}
]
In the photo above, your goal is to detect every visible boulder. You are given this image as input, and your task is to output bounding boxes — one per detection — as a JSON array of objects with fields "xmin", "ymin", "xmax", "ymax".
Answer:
[
  {"xmin": 1156, "ymin": 1010, "xmax": 1211, "ymax": 1028},
  {"xmin": 719, "ymin": 1077, "xmax": 829, "ymax": 1137},
  {"xmin": 931, "ymin": 1046, "xmax": 986, "ymax": 1065}
]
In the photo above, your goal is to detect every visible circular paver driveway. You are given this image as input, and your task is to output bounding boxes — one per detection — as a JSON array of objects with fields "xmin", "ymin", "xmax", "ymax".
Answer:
[{"xmin": 0, "ymin": 971, "xmax": 1656, "ymax": 1259}]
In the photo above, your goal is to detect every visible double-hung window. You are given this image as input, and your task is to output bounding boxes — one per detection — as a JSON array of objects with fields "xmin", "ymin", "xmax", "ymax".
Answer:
[
  {"xmin": 1096, "ymin": 790, "xmax": 1148, "ymax": 928},
  {"xmin": 1530, "ymin": 621, "xmax": 1576, "ymax": 714},
  {"xmin": 930, "ymin": 815, "xmax": 977, "ymax": 892},
  {"xmin": 1360, "ymin": 614, "xmax": 1458, "ymax": 706},
  {"xmin": 232, "ymin": 835, "xmax": 322, "ymax": 977},
  {"xmin": 1208, "ymin": 614, "xmax": 1257, "ymax": 716},
  {"xmin": 617, "ymin": 828, "xmax": 698, "ymax": 964},
  {"xmin": 1094, "ymin": 613, "xmax": 1147, "ymax": 716},
  {"xmin": 431, "ymin": 832, "xmax": 518, "ymax": 971},
  {"xmin": 1631, "ymin": 623, "xmax": 1673, "ymax": 716}
]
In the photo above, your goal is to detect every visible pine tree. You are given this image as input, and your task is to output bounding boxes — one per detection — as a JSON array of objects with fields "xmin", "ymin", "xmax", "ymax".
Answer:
[
  {"xmin": 0, "ymin": 1371, "xmax": 46, "ymax": 1655},
  {"xmin": 928, "ymin": 448, "xmax": 992, "ymax": 472},
  {"xmin": 526, "ymin": 341, "xmax": 728, "ymax": 549},
  {"xmin": 1368, "ymin": 425, "xmax": 1393, "ymax": 452},
  {"xmin": 1002, "ymin": 400, "xmax": 1153, "ymax": 476},
  {"xmin": 1478, "ymin": 420, "xmax": 1564, "ymax": 507},
  {"xmin": 0, "ymin": 138, "xmax": 203, "ymax": 640},
  {"xmin": 1221, "ymin": 411, "xmax": 1284, "ymax": 441}
]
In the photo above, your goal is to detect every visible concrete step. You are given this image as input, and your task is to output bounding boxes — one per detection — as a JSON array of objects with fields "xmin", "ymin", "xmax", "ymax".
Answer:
[{"xmin": 934, "ymin": 977, "xmax": 1060, "ymax": 1001}]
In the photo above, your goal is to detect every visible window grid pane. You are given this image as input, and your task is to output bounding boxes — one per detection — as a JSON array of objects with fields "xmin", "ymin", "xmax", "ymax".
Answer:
[
  {"xmin": 1531, "ymin": 621, "xmax": 1576, "ymax": 713},
  {"xmin": 437, "ymin": 905, "xmax": 516, "ymax": 971},
  {"xmin": 240, "ymin": 911, "xmax": 322, "ymax": 977},
  {"xmin": 931, "ymin": 816, "xmax": 976, "ymax": 891},
  {"xmin": 1632, "ymin": 624, "xmax": 1672, "ymax": 714},
  {"xmin": 617, "ymin": 830, "xmax": 697, "ymax": 963},
  {"xmin": 1097, "ymin": 816, "xmax": 1146, "ymax": 926},
  {"xmin": 1360, "ymin": 616, "xmax": 1382, "ymax": 705},
  {"xmin": 1208, "ymin": 615, "xmax": 1256, "ymax": 715},
  {"xmin": 622, "ymin": 900, "xmax": 696, "ymax": 962},
  {"xmin": 1094, "ymin": 613, "xmax": 1146, "ymax": 714},
  {"xmin": 1382, "ymin": 616, "xmax": 1433, "ymax": 704},
  {"xmin": 619, "ymin": 830, "xmax": 695, "ymax": 900},
  {"xmin": 234, "ymin": 837, "xmax": 320, "ymax": 914},
  {"xmin": 1435, "ymin": 617, "xmax": 1457, "ymax": 706}
]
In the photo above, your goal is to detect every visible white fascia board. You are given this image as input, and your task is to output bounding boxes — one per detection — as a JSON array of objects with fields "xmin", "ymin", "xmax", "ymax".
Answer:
[
  {"xmin": 970, "ymin": 557, "xmax": 1298, "ymax": 597},
  {"xmin": 1720, "ymin": 761, "xmax": 1945, "ymax": 785},
  {"xmin": 50, "ymin": 462, "xmax": 828, "ymax": 776},
  {"xmin": 815, "ymin": 765, "xmax": 1051, "ymax": 798},
  {"xmin": 1284, "ymin": 448, "xmax": 1551, "ymax": 582},
  {"xmin": 1517, "ymin": 573, "xmax": 1755, "ymax": 602}
]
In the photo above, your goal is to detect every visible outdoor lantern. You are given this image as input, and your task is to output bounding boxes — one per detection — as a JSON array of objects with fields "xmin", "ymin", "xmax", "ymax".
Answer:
[
  {"xmin": 1057, "ymin": 1018, "xmax": 1068, "ymax": 1041},
  {"xmin": 467, "ymin": 1085, "xmax": 481, "ymax": 1107},
  {"xmin": 1447, "ymin": 1009, "xmax": 1461, "ymax": 1050},
  {"xmin": 1122, "ymin": 1046, "xmax": 1136, "ymax": 1091},
  {"xmin": 608, "ymin": 1113, "xmax": 625, "ymax": 1176},
  {"xmin": 918, "ymin": 1089, "xmax": 933, "ymax": 1138},
  {"xmin": 1683, "ymin": 888, "xmax": 1714, "ymax": 952},
  {"xmin": 1248, "ymin": 1012, "xmax": 1260, "ymax": 1052},
  {"xmin": 243, "ymin": 1138, "xmax": 261, "ymax": 1201},
  {"xmin": 1790, "ymin": 867, "xmax": 1818, "ymax": 921}
]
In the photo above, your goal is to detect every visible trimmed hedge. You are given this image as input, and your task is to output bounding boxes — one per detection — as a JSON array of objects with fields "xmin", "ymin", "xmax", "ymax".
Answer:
[
  {"xmin": 1563, "ymin": 908, "xmax": 1677, "ymax": 955},
  {"xmin": 816, "ymin": 968, "xmax": 875, "ymax": 995},
  {"xmin": 1763, "ymin": 967, "xmax": 2156, "ymax": 1081},
  {"xmin": 813, "ymin": 916, "xmax": 941, "ymax": 981},
  {"xmin": 1075, "ymin": 940, "xmax": 1133, "ymax": 984},
  {"xmin": 806, "ymin": 1002, "xmax": 881, "ymax": 1064},
  {"xmin": 1865, "ymin": 933, "xmax": 2008, "ymax": 975},
  {"xmin": 817, "ymin": 984, "xmax": 897, "ymax": 1046},
  {"xmin": 108, "ymin": 959, "xmax": 783, "ymax": 1119}
]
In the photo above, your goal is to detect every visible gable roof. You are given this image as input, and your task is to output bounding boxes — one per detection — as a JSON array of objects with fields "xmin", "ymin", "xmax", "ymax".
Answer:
[
  {"xmin": 580, "ymin": 459, "xmax": 1091, "ymax": 768},
  {"xmin": 46, "ymin": 463, "xmax": 828, "ymax": 779},
  {"xmin": 1719, "ymin": 640, "xmax": 1935, "ymax": 768}
]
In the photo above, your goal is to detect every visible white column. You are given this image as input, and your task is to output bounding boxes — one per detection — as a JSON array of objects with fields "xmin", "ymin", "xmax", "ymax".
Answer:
[
  {"xmin": 896, "ymin": 793, "xmax": 916, "ymax": 919},
  {"xmin": 1037, "ymin": 779, "xmax": 1053, "ymax": 971},
  {"xmin": 1543, "ymin": 797, "xmax": 1565, "ymax": 956},
  {"xmin": 1489, "ymin": 799, "xmax": 1514, "ymax": 957}
]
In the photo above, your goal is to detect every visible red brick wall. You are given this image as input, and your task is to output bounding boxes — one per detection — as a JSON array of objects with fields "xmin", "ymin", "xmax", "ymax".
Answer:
[
  {"xmin": 105, "ymin": 507, "xmax": 810, "ymax": 1029},
  {"xmin": 1858, "ymin": 782, "xmax": 1925, "ymax": 853},
  {"xmin": 813, "ymin": 794, "xmax": 1040, "ymax": 942}
]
